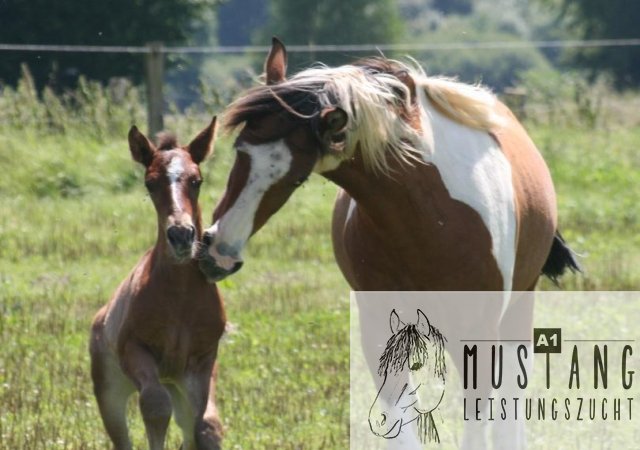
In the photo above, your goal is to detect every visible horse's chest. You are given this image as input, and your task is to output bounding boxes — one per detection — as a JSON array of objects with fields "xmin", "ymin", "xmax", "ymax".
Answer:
[{"xmin": 126, "ymin": 293, "xmax": 223, "ymax": 373}]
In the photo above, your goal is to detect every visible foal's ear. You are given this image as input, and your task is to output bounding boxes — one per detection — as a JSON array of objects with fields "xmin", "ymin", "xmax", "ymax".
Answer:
[
  {"xmin": 187, "ymin": 116, "xmax": 217, "ymax": 164},
  {"xmin": 319, "ymin": 107, "xmax": 349, "ymax": 152},
  {"xmin": 128, "ymin": 125, "xmax": 156, "ymax": 167},
  {"xmin": 265, "ymin": 36, "xmax": 287, "ymax": 85},
  {"xmin": 389, "ymin": 309, "xmax": 404, "ymax": 335},
  {"xmin": 416, "ymin": 309, "xmax": 431, "ymax": 337}
]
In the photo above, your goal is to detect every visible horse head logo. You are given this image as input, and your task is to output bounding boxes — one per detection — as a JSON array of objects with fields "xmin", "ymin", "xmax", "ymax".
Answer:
[{"xmin": 369, "ymin": 309, "xmax": 447, "ymax": 444}]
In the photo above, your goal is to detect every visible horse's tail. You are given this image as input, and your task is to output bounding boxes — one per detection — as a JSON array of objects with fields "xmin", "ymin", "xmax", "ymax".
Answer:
[{"xmin": 541, "ymin": 230, "xmax": 582, "ymax": 284}]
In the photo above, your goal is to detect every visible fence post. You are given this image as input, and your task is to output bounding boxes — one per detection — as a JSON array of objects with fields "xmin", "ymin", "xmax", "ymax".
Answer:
[{"xmin": 145, "ymin": 42, "xmax": 164, "ymax": 136}]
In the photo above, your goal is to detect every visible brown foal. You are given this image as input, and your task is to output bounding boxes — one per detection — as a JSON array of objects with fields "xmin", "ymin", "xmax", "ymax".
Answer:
[{"xmin": 90, "ymin": 118, "xmax": 225, "ymax": 450}]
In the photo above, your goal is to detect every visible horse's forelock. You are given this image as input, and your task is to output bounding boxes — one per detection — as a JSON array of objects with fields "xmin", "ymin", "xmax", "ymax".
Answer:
[
  {"xmin": 223, "ymin": 83, "xmax": 326, "ymax": 134},
  {"xmin": 378, "ymin": 323, "xmax": 446, "ymax": 379},
  {"xmin": 155, "ymin": 132, "xmax": 179, "ymax": 151}
]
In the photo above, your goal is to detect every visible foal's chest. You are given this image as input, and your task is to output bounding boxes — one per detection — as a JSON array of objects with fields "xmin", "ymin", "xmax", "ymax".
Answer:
[{"xmin": 127, "ymin": 286, "xmax": 224, "ymax": 374}]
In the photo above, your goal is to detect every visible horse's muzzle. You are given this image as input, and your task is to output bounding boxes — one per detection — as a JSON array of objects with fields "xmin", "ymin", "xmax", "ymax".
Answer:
[
  {"xmin": 198, "ymin": 256, "xmax": 243, "ymax": 282},
  {"xmin": 167, "ymin": 225, "xmax": 196, "ymax": 260},
  {"xmin": 197, "ymin": 230, "xmax": 244, "ymax": 281}
]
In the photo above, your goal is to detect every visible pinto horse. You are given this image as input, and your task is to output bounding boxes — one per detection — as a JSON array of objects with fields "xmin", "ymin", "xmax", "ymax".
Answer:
[
  {"xmin": 198, "ymin": 39, "xmax": 580, "ymax": 448},
  {"xmin": 90, "ymin": 118, "xmax": 225, "ymax": 450}
]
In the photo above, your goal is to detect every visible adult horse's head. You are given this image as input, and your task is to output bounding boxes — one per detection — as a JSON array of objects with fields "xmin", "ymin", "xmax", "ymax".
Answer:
[
  {"xmin": 129, "ymin": 117, "xmax": 216, "ymax": 262},
  {"xmin": 369, "ymin": 309, "xmax": 446, "ymax": 441},
  {"xmin": 199, "ymin": 38, "xmax": 419, "ymax": 281}
]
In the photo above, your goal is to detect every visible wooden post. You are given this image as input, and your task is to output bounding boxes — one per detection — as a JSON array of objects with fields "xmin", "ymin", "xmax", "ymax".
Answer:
[{"xmin": 145, "ymin": 42, "xmax": 164, "ymax": 136}]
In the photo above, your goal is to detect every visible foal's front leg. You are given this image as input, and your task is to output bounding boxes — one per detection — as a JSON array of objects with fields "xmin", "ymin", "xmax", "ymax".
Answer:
[
  {"xmin": 174, "ymin": 360, "xmax": 223, "ymax": 450},
  {"xmin": 121, "ymin": 342, "xmax": 172, "ymax": 450}
]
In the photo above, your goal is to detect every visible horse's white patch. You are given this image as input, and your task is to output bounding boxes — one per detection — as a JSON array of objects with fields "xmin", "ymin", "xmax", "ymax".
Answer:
[
  {"xmin": 416, "ymin": 88, "xmax": 517, "ymax": 299},
  {"xmin": 206, "ymin": 139, "xmax": 292, "ymax": 261},
  {"xmin": 167, "ymin": 156, "xmax": 184, "ymax": 211}
]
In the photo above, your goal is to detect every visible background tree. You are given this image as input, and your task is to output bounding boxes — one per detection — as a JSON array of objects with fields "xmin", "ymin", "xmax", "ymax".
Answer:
[
  {"xmin": 541, "ymin": 0, "xmax": 640, "ymax": 88},
  {"xmin": 0, "ymin": 0, "xmax": 220, "ymax": 89},
  {"xmin": 260, "ymin": 0, "xmax": 403, "ymax": 70}
]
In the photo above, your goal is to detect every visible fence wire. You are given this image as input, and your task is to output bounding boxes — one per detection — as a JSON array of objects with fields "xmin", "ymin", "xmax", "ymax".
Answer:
[{"xmin": 1, "ymin": 39, "xmax": 640, "ymax": 55}]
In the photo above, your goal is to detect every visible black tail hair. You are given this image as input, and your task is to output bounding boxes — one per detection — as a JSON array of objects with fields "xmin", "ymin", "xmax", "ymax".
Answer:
[{"xmin": 542, "ymin": 231, "xmax": 582, "ymax": 284}]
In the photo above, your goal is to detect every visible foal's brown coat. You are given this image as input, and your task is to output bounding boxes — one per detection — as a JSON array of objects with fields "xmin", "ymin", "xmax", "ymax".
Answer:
[{"xmin": 90, "ymin": 118, "xmax": 225, "ymax": 450}]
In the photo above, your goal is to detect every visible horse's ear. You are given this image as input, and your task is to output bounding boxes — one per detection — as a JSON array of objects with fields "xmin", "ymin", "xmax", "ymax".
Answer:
[
  {"xmin": 128, "ymin": 125, "xmax": 156, "ymax": 167},
  {"xmin": 187, "ymin": 116, "xmax": 217, "ymax": 164},
  {"xmin": 319, "ymin": 107, "xmax": 349, "ymax": 152},
  {"xmin": 416, "ymin": 309, "xmax": 431, "ymax": 337},
  {"xmin": 389, "ymin": 309, "xmax": 404, "ymax": 334},
  {"xmin": 396, "ymin": 70, "xmax": 417, "ymax": 104},
  {"xmin": 265, "ymin": 37, "xmax": 287, "ymax": 85}
]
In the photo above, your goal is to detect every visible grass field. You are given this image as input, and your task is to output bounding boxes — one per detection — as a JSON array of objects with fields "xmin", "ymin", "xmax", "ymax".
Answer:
[{"xmin": 0, "ymin": 86, "xmax": 639, "ymax": 448}]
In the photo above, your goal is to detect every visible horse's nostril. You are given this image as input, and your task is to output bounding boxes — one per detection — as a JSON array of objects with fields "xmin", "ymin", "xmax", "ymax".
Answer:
[
  {"xmin": 230, "ymin": 261, "xmax": 243, "ymax": 274},
  {"xmin": 380, "ymin": 413, "xmax": 386, "ymax": 425},
  {"xmin": 202, "ymin": 231, "xmax": 213, "ymax": 247},
  {"xmin": 187, "ymin": 226, "xmax": 195, "ymax": 241},
  {"xmin": 167, "ymin": 226, "xmax": 193, "ymax": 247}
]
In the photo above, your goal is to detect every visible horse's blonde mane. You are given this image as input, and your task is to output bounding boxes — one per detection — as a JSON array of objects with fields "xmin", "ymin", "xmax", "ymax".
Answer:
[
  {"xmin": 224, "ymin": 59, "xmax": 504, "ymax": 175},
  {"xmin": 282, "ymin": 65, "xmax": 424, "ymax": 174},
  {"xmin": 411, "ymin": 67, "xmax": 504, "ymax": 132}
]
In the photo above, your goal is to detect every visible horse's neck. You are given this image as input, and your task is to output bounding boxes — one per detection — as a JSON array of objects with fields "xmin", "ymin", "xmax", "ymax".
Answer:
[{"xmin": 324, "ymin": 154, "xmax": 415, "ymax": 232}]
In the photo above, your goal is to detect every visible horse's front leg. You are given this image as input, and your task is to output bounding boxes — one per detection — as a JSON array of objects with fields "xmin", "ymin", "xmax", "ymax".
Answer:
[
  {"xmin": 451, "ymin": 338, "xmax": 496, "ymax": 450},
  {"xmin": 120, "ymin": 342, "xmax": 172, "ymax": 450},
  {"xmin": 492, "ymin": 292, "xmax": 535, "ymax": 450},
  {"xmin": 173, "ymin": 358, "xmax": 223, "ymax": 450}
]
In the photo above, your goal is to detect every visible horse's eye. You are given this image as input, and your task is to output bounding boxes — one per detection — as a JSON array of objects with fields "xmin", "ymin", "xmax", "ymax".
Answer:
[
  {"xmin": 410, "ymin": 362, "xmax": 423, "ymax": 371},
  {"xmin": 190, "ymin": 178, "xmax": 203, "ymax": 189},
  {"xmin": 293, "ymin": 176, "xmax": 308, "ymax": 187}
]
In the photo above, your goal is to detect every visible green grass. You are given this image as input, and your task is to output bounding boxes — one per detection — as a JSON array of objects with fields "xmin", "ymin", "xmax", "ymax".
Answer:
[{"xmin": 1, "ymin": 96, "xmax": 639, "ymax": 448}]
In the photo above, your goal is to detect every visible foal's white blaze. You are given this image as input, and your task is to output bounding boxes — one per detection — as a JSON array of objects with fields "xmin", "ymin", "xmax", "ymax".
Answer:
[
  {"xmin": 167, "ymin": 156, "xmax": 184, "ymax": 212},
  {"xmin": 416, "ymin": 88, "xmax": 517, "ymax": 295},
  {"xmin": 205, "ymin": 139, "xmax": 293, "ymax": 267}
]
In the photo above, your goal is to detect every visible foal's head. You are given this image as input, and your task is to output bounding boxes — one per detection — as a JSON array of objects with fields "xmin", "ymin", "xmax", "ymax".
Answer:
[{"xmin": 128, "ymin": 117, "xmax": 217, "ymax": 262}]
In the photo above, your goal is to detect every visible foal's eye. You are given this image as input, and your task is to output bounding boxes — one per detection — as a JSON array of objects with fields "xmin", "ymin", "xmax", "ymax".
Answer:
[
  {"xmin": 190, "ymin": 178, "xmax": 203, "ymax": 189},
  {"xmin": 293, "ymin": 177, "xmax": 308, "ymax": 187},
  {"xmin": 410, "ymin": 362, "xmax": 423, "ymax": 371}
]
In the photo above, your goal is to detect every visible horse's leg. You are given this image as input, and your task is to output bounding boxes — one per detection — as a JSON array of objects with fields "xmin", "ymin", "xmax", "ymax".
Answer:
[
  {"xmin": 195, "ymin": 361, "xmax": 224, "ymax": 450},
  {"xmin": 90, "ymin": 323, "xmax": 135, "ymax": 450},
  {"xmin": 173, "ymin": 360, "xmax": 222, "ymax": 450},
  {"xmin": 451, "ymin": 333, "xmax": 496, "ymax": 450},
  {"xmin": 167, "ymin": 384, "xmax": 196, "ymax": 450},
  {"xmin": 493, "ymin": 289, "xmax": 535, "ymax": 450},
  {"xmin": 120, "ymin": 342, "xmax": 172, "ymax": 450}
]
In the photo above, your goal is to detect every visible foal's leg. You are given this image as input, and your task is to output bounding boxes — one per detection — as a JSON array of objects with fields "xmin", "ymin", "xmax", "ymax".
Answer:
[
  {"xmin": 197, "ymin": 362, "xmax": 224, "ymax": 449},
  {"xmin": 168, "ymin": 384, "xmax": 196, "ymax": 450},
  {"xmin": 90, "ymin": 324, "xmax": 135, "ymax": 450},
  {"xmin": 121, "ymin": 342, "xmax": 173, "ymax": 450},
  {"xmin": 174, "ymin": 361, "xmax": 223, "ymax": 450}
]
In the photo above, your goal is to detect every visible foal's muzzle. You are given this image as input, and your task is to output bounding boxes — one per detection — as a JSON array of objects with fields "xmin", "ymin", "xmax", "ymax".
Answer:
[{"xmin": 166, "ymin": 224, "xmax": 195, "ymax": 258}]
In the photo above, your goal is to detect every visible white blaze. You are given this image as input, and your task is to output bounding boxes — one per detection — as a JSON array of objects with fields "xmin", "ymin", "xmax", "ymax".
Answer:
[
  {"xmin": 205, "ymin": 139, "xmax": 292, "ymax": 263},
  {"xmin": 167, "ymin": 156, "xmax": 184, "ymax": 212}
]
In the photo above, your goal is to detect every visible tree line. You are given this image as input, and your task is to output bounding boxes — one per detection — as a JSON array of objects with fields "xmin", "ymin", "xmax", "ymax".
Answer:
[{"xmin": 0, "ymin": 0, "xmax": 638, "ymax": 90}]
